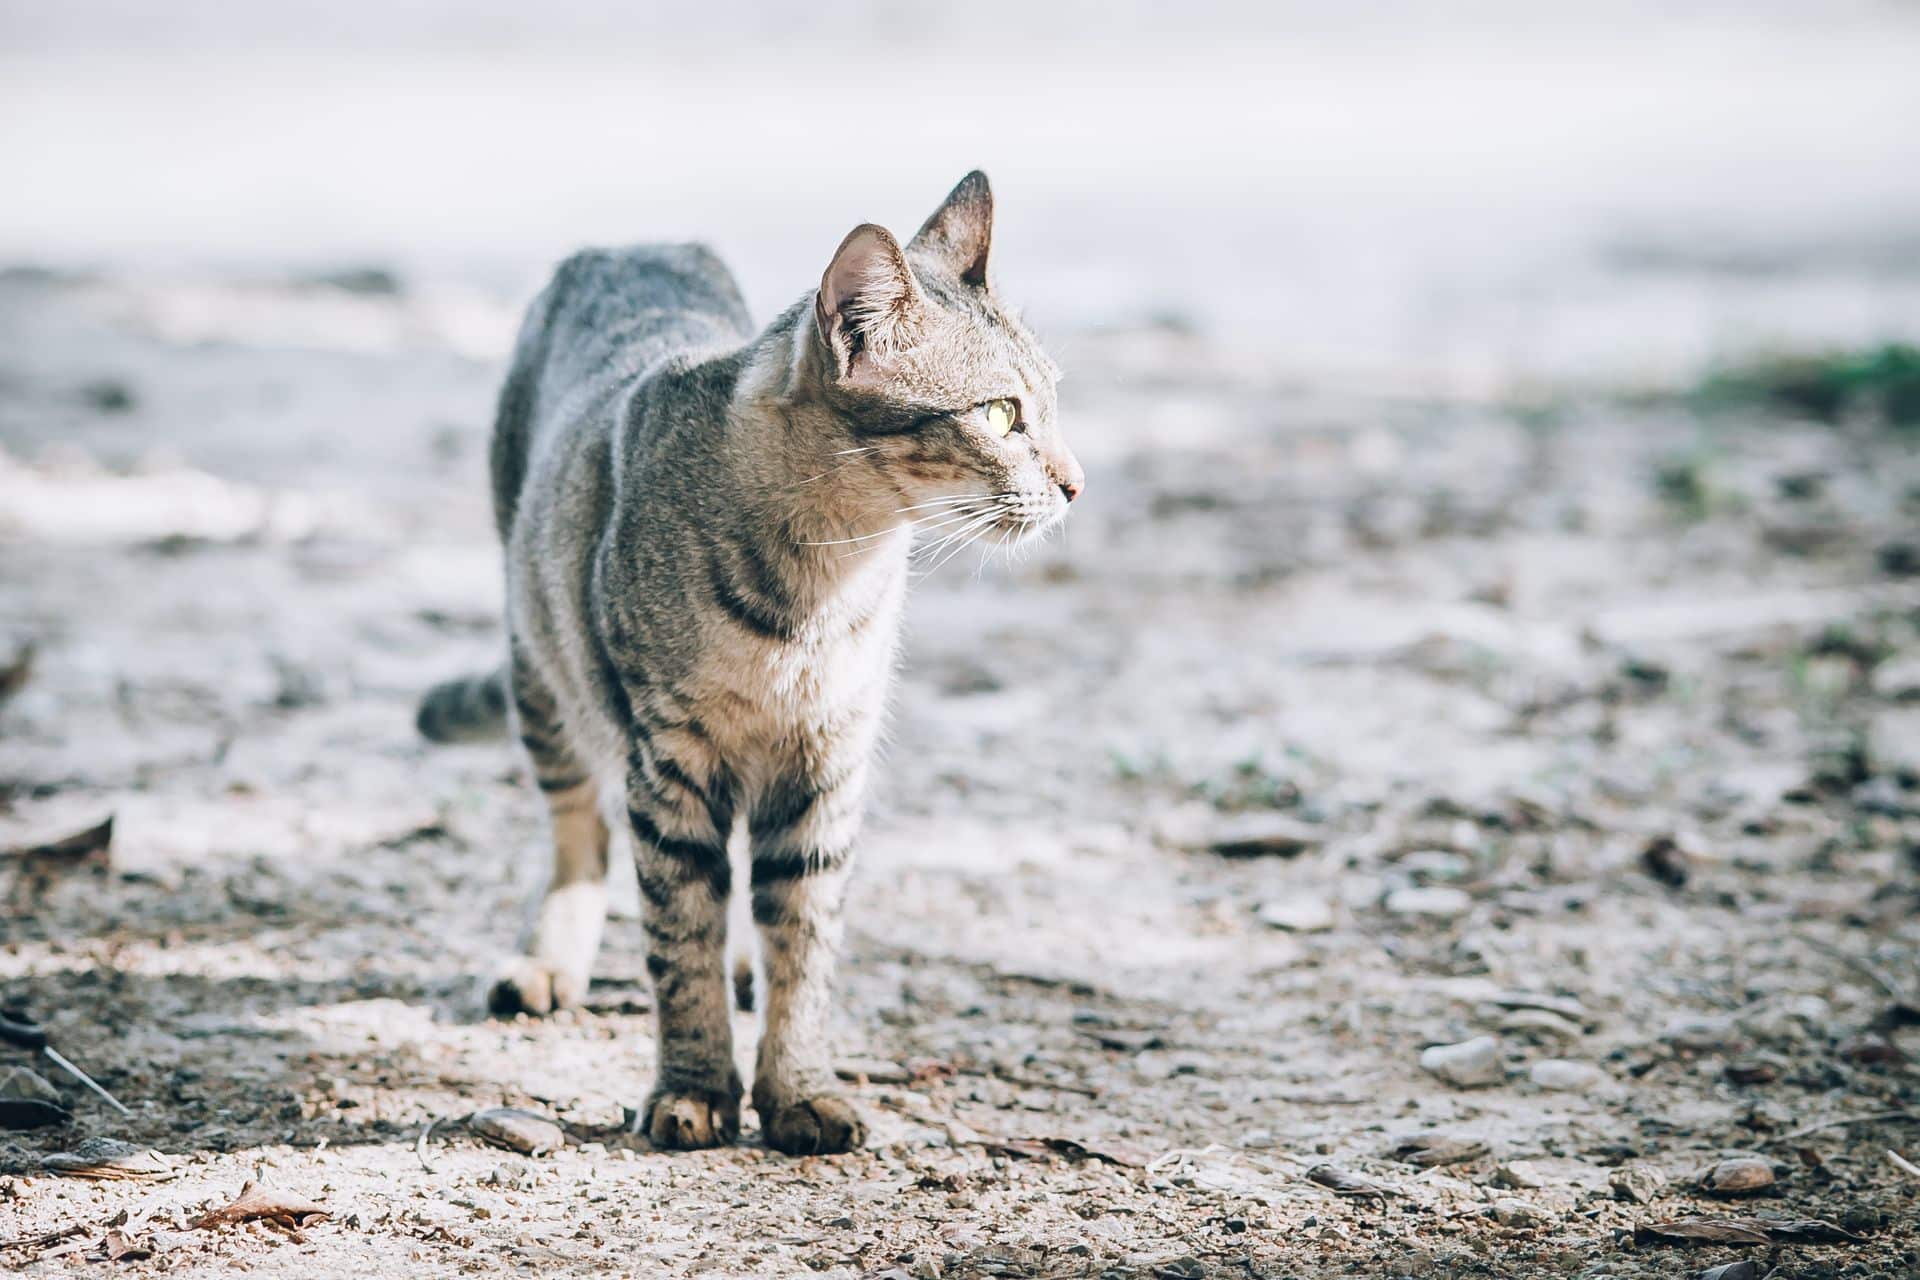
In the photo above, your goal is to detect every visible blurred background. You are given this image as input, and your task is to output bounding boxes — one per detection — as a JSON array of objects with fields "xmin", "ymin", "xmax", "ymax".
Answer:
[
  {"xmin": 6, "ymin": 0, "xmax": 1920, "ymax": 386},
  {"xmin": 3, "ymin": 4, "xmax": 1920, "ymax": 1275}
]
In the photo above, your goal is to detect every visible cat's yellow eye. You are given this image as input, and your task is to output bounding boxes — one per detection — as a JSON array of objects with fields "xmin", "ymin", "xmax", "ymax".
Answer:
[{"xmin": 983, "ymin": 399, "xmax": 1018, "ymax": 438}]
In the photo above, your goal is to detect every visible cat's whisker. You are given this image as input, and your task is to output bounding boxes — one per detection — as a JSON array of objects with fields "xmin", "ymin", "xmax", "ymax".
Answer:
[
  {"xmin": 894, "ymin": 494, "xmax": 989, "ymax": 515},
  {"xmin": 910, "ymin": 509, "xmax": 1002, "ymax": 572},
  {"xmin": 803, "ymin": 502, "xmax": 991, "ymax": 549},
  {"xmin": 916, "ymin": 510, "xmax": 1006, "ymax": 576}
]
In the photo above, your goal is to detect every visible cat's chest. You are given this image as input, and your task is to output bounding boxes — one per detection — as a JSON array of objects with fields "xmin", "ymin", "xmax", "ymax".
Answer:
[{"xmin": 694, "ymin": 588, "xmax": 904, "ymax": 744}]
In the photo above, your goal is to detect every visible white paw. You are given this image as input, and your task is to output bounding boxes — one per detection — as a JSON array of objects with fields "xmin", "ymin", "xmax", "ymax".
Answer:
[{"xmin": 487, "ymin": 958, "xmax": 586, "ymax": 1017}]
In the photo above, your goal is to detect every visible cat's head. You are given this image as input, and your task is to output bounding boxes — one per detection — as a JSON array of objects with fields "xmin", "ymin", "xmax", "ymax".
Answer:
[{"xmin": 810, "ymin": 172, "xmax": 1081, "ymax": 548}]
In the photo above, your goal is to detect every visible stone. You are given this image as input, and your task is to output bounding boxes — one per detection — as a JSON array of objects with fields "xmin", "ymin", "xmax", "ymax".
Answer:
[
  {"xmin": 1256, "ymin": 895, "xmax": 1335, "ymax": 933},
  {"xmin": 1419, "ymin": 1036, "xmax": 1504, "ymax": 1088},
  {"xmin": 1385, "ymin": 886, "xmax": 1473, "ymax": 920},
  {"xmin": 1528, "ymin": 1059, "xmax": 1603, "ymax": 1092},
  {"xmin": 470, "ymin": 1108, "xmax": 566, "ymax": 1157},
  {"xmin": 1491, "ymin": 1198, "xmax": 1549, "ymax": 1228},
  {"xmin": 1608, "ymin": 1164, "xmax": 1665, "ymax": 1204},
  {"xmin": 1872, "ymin": 654, "xmax": 1920, "ymax": 700},
  {"xmin": 1868, "ymin": 708, "xmax": 1920, "ymax": 777},
  {"xmin": 1698, "ymin": 1156, "xmax": 1774, "ymax": 1196}
]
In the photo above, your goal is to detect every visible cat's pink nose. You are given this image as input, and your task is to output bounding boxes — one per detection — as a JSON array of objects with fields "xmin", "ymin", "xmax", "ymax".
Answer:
[{"xmin": 1059, "ymin": 479, "xmax": 1083, "ymax": 503}]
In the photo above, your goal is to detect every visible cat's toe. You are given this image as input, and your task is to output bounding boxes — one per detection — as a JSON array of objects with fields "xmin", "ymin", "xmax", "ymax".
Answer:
[
  {"xmin": 759, "ymin": 1094, "xmax": 867, "ymax": 1156},
  {"xmin": 486, "ymin": 960, "xmax": 584, "ymax": 1017},
  {"xmin": 640, "ymin": 1089, "xmax": 740, "ymax": 1150}
]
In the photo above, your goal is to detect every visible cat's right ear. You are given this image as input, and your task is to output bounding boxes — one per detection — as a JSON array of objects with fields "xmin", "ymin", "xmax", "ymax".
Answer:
[{"xmin": 816, "ymin": 223, "xmax": 921, "ymax": 387}]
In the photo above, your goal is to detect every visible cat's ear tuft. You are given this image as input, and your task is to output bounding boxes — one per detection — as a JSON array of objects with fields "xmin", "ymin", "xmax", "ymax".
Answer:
[
  {"xmin": 816, "ymin": 223, "xmax": 921, "ymax": 385},
  {"xmin": 910, "ymin": 170, "xmax": 993, "ymax": 288}
]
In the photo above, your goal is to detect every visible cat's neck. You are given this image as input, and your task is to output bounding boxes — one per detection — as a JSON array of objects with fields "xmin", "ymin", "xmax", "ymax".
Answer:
[{"xmin": 726, "ymin": 300, "xmax": 914, "ymax": 596}]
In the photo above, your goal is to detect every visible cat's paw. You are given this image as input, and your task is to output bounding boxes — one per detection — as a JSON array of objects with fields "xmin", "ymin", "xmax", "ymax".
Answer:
[
  {"xmin": 486, "ymin": 959, "xmax": 585, "ymax": 1017},
  {"xmin": 639, "ymin": 1088, "xmax": 741, "ymax": 1150},
  {"xmin": 757, "ymin": 1093, "xmax": 867, "ymax": 1156}
]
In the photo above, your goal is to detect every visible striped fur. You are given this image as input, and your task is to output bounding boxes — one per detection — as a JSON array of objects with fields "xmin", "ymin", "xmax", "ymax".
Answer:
[{"xmin": 419, "ymin": 172, "xmax": 1080, "ymax": 1155}]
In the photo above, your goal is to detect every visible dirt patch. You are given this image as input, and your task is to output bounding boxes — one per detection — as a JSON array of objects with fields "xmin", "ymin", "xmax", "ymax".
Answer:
[{"xmin": 2, "ymin": 275, "xmax": 1918, "ymax": 1276}]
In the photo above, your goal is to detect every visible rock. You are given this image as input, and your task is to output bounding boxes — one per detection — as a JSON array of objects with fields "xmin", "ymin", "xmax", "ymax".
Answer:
[
  {"xmin": 1836, "ymin": 1032, "xmax": 1904, "ymax": 1064},
  {"xmin": 1609, "ymin": 1164, "xmax": 1666, "ymax": 1204},
  {"xmin": 1489, "ymin": 991, "xmax": 1598, "ymax": 1029},
  {"xmin": 1494, "ymin": 1158, "xmax": 1614, "ymax": 1192},
  {"xmin": 470, "ymin": 1108, "xmax": 566, "ymax": 1156},
  {"xmin": 1385, "ymin": 886, "xmax": 1473, "ymax": 920},
  {"xmin": 1497, "ymin": 1009, "xmax": 1586, "ymax": 1044},
  {"xmin": 1396, "ymin": 850, "xmax": 1472, "ymax": 883},
  {"xmin": 1698, "ymin": 1156, "xmax": 1775, "ymax": 1196},
  {"xmin": 0, "ymin": 1066, "xmax": 69, "ymax": 1130},
  {"xmin": 1738, "ymin": 996, "xmax": 1829, "ymax": 1045},
  {"xmin": 1256, "ymin": 895, "xmax": 1334, "ymax": 933},
  {"xmin": 1872, "ymin": 654, "xmax": 1920, "ymax": 700},
  {"xmin": 0, "ymin": 1067, "xmax": 61, "ymax": 1106},
  {"xmin": 1639, "ymin": 835, "xmax": 1692, "ymax": 889},
  {"xmin": 1494, "ymin": 1160, "xmax": 1546, "ymax": 1189},
  {"xmin": 1664, "ymin": 1015, "xmax": 1743, "ymax": 1054},
  {"xmin": 1419, "ymin": 1036, "xmax": 1504, "ymax": 1089},
  {"xmin": 1698, "ymin": 1263, "xmax": 1760, "ymax": 1280},
  {"xmin": 1723, "ymin": 1057, "xmax": 1781, "ymax": 1085},
  {"xmin": 1528, "ymin": 1059, "xmax": 1604, "ymax": 1092},
  {"xmin": 1869, "ymin": 708, "xmax": 1920, "ymax": 777},
  {"xmin": 1190, "ymin": 814, "xmax": 1325, "ymax": 859},
  {"xmin": 1491, "ymin": 1198, "xmax": 1549, "ymax": 1228}
]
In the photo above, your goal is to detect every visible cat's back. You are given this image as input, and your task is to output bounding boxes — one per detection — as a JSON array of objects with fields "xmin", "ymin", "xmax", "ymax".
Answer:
[
  {"xmin": 525, "ymin": 243, "xmax": 752, "ymax": 415},
  {"xmin": 492, "ymin": 243, "xmax": 752, "ymax": 536}
]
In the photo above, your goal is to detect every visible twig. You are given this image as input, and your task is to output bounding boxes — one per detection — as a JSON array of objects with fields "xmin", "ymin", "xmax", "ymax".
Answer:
[
  {"xmin": 0, "ymin": 1222, "xmax": 88, "ymax": 1252},
  {"xmin": 970, "ymin": 1066, "xmax": 1100, "ymax": 1098},
  {"xmin": 1769, "ymin": 1109, "xmax": 1915, "ymax": 1145},
  {"xmin": 1888, "ymin": 1149, "xmax": 1920, "ymax": 1181},
  {"xmin": 417, "ymin": 1112, "xmax": 452, "ymax": 1173}
]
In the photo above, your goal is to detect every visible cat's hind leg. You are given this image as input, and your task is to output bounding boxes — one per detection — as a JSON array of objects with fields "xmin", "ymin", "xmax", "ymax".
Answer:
[{"xmin": 489, "ymin": 653, "xmax": 610, "ymax": 1017}]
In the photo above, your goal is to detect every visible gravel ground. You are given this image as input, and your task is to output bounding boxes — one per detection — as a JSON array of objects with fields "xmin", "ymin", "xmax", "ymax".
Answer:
[{"xmin": 1, "ymin": 270, "xmax": 1918, "ymax": 1277}]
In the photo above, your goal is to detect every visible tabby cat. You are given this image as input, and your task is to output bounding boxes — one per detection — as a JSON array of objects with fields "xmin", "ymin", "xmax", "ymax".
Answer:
[{"xmin": 417, "ymin": 173, "xmax": 1082, "ymax": 1154}]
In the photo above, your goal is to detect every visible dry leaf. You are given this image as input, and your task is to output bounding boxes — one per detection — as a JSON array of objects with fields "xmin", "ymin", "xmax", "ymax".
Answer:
[
  {"xmin": 190, "ymin": 1181, "xmax": 329, "ymax": 1232},
  {"xmin": 1634, "ymin": 1216, "xmax": 1864, "ymax": 1247},
  {"xmin": 1074, "ymin": 1027, "xmax": 1165, "ymax": 1052},
  {"xmin": 2, "ymin": 816, "xmax": 114, "ymax": 864},
  {"xmin": 1388, "ymin": 1133, "xmax": 1489, "ymax": 1167},
  {"xmin": 1698, "ymin": 1263, "xmax": 1760, "ymax": 1280},
  {"xmin": 981, "ymin": 1136, "xmax": 1150, "ymax": 1168},
  {"xmin": 1306, "ymin": 1164, "xmax": 1401, "ymax": 1199},
  {"xmin": 1633, "ymin": 1218, "xmax": 1772, "ymax": 1246},
  {"xmin": 101, "ymin": 1229, "xmax": 153, "ymax": 1262}
]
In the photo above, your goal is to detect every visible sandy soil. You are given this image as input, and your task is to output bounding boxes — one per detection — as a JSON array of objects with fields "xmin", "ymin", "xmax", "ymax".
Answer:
[{"xmin": 1, "ymin": 270, "xmax": 1918, "ymax": 1277}]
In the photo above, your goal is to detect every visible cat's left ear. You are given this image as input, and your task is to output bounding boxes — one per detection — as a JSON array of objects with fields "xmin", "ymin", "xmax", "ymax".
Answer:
[{"xmin": 910, "ymin": 170, "xmax": 993, "ymax": 287}]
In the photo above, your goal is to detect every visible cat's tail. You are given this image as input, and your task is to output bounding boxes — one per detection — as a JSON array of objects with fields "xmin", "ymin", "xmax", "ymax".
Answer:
[{"xmin": 416, "ymin": 667, "xmax": 509, "ymax": 743}]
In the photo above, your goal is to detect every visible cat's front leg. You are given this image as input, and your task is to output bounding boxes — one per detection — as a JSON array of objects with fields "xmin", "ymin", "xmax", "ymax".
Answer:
[
  {"xmin": 628, "ymin": 741, "xmax": 742, "ymax": 1149},
  {"xmin": 746, "ymin": 768, "xmax": 869, "ymax": 1155}
]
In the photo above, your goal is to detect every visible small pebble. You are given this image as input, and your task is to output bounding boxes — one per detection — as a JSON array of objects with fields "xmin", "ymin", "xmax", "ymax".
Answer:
[
  {"xmin": 1528, "ymin": 1059, "xmax": 1603, "ymax": 1092},
  {"xmin": 1663, "ymin": 1015, "xmax": 1742, "ymax": 1054},
  {"xmin": 1384, "ymin": 886, "xmax": 1473, "ymax": 920},
  {"xmin": 1698, "ymin": 1156, "xmax": 1774, "ymax": 1196},
  {"xmin": 1419, "ymin": 1036, "xmax": 1504, "ymax": 1088},
  {"xmin": 1256, "ymin": 896, "xmax": 1335, "ymax": 933},
  {"xmin": 1493, "ymin": 1161, "xmax": 1545, "ymax": 1190},
  {"xmin": 1609, "ymin": 1164, "xmax": 1665, "ymax": 1204},
  {"xmin": 1491, "ymin": 1198, "xmax": 1548, "ymax": 1228}
]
